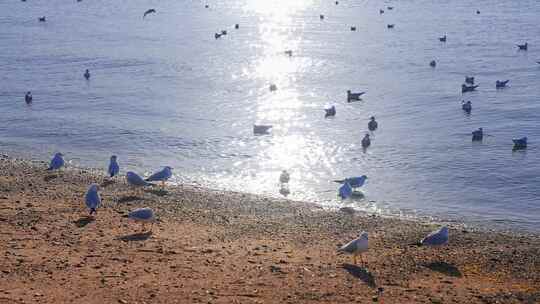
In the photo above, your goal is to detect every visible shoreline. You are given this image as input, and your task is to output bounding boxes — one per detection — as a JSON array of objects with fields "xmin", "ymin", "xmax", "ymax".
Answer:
[{"xmin": 0, "ymin": 155, "xmax": 539, "ymax": 303}]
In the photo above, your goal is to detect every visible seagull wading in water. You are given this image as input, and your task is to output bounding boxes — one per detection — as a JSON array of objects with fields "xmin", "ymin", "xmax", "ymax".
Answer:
[
  {"xmin": 85, "ymin": 184, "xmax": 101, "ymax": 216},
  {"xmin": 338, "ymin": 231, "xmax": 369, "ymax": 264},
  {"xmin": 146, "ymin": 166, "xmax": 172, "ymax": 187}
]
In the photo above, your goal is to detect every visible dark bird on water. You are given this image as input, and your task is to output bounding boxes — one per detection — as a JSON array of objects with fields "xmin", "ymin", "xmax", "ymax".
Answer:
[
  {"xmin": 25, "ymin": 91, "xmax": 32, "ymax": 104},
  {"xmin": 368, "ymin": 116, "xmax": 378, "ymax": 131},
  {"xmin": 430, "ymin": 60, "xmax": 437, "ymax": 67},
  {"xmin": 387, "ymin": 24, "xmax": 395, "ymax": 29},
  {"xmin": 350, "ymin": 26, "xmax": 356, "ymax": 31},
  {"xmin": 143, "ymin": 9, "xmax": 156, "ymax": 18},
  {"xmin": 517, "ymin": 42, "xmax": 528, "ymax": 51},
  {"xmin": 379, "ymin": 9, "xmax": 384, "ymax": 14},
  {"xmin": 325, "ymin": 105, "xmax": 336, "ymax": 118},
  {"xmin": 439, "ymin": 35, "xmax": 446, "ymax": 42},
  {"xmin": 38, "ymin": 16, "xmax": 46, "ymax": 22},
  {"xmin": 465, "ymin": 76, "xmax": 474, "ymax": 85},
  {"xmin": 496, "ymin": 80, "xmax": 509, "ymax": 89},
  {"xmin": 84, "ymin": 69, "xmax": 90, "ymax": 80},
  {"xmin": 462, "ymin": 84, "xmax": 478, "ymax": 93},
  {"xmin": 235, "ymin": 24, "xmax": 239, "ymax": 29},
  {"xmin": 472, "ymin": 128, "xmax": 483, "ymax": 141},
  {"xmin": 462, "ymin": 100, "xmax": 472, "ymax": 113}
]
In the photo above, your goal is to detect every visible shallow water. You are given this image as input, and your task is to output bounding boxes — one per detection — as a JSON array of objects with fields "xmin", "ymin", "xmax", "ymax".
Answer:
[{"xmin": 1, "ymin": 0, "xmax": 539, "ymax": 232}]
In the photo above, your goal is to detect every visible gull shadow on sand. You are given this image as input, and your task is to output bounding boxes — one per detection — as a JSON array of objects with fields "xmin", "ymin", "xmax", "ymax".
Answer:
[
  {"xmin": 117, "ymin": 231, "xmax": 153, "ymax": 242},
  {"xmin": 117, "ymin": 195, "xmax": 142, "ymax": 204},
  {"xmin": 74, "ymin": 216, "xmax": 95, "ymax": 228},
  {"xmin": 425, "ymin": 262, "xmax": 462, "ymax": 277},
  {"xmin": 342, "ymin": 264, "xmax": 377, "ymax": 288},
  {"xmin": 146, "ymin": 189, "xmax": 168, "ymax": 197}
]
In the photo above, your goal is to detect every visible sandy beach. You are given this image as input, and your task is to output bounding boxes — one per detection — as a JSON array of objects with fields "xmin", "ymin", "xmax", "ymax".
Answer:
[{"xmin": 0, "ymin": 155, "xmax": 539, "ymax": 303}]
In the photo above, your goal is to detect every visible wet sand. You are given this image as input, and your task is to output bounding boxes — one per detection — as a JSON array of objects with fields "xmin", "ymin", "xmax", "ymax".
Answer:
[{"xmin": 0, "ymin": 155, "xmax": 539, "ymax": 303}]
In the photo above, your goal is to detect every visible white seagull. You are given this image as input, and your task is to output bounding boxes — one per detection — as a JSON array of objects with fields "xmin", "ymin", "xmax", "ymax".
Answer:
[
  {"xmin": 338, "ymin": 231, "xmax": 369, "ymax": 264},
  {"xmin": 47, "ymin": 153, "xmax": 65, "ymax": 171},
  {"xmin": 146, "ymin": 166, "xmax": 173, "ymax": 187},
  {"xmin": 421, "ymin": 226, "xmax": 449, "ymax": 246},
  {"xmin": 108, "ymin": 155, "xmax": 120, "ymax": 177},
  {"xmin": 128, "ymin": 207, "xmax": 156, "ymax": 232},
  {"xmin": 85, "ymin": 184, "xmax": 101, "ymax": 216}
]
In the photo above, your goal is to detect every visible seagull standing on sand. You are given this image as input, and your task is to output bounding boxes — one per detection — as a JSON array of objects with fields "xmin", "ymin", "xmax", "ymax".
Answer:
[
  {"xmin": 126, "ymin": 171, "xmax": 153, "ymax": 194},
  {"xmin": 85, "ymin": 184, "xmax": 101, "ymax": 216},
  {"xmin": 129, "ymin": 207, "xmax": 156, "ymax": 232},
  {"xmin": 108, "ymin": 155, "xmax": 120, "ymax": 177},
  {"xmin": 47, "ymin": 153, "xmax": 65, "ymax": 171},
  {"xmin": 421, "ymin": 226, "xmax": 449, "ymax": 246},
  {"xmin": 338, "ymin": 231, "xmax": 369, "ymax": 264},
  {"xmin": 143, "ymin": 9, "xmax": 156, "ymax": 18},
  {"xmin": 146, "ymin": 166, "xmax": 172, "ymax": 187}
]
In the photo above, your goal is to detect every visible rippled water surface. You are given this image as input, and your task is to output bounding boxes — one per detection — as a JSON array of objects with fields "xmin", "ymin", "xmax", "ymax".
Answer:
[{"xmin": 1, "ymin": 0, "xmax": 539, "ymax": 232}]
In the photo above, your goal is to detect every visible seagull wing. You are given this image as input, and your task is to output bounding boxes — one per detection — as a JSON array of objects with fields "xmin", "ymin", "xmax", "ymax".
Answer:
[
  {"xmin": 421, "ymin": 229, "xmax": 448, "ymax": 246},
  {"xmin": 146, "ymin": 168, "xmax": 169, "ymax": 181}
]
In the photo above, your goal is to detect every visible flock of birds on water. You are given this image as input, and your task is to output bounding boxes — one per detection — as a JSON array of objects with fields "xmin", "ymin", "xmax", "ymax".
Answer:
[{"xmin": 15, "ymin": 0, "xmax": 540, "ymax": 266}]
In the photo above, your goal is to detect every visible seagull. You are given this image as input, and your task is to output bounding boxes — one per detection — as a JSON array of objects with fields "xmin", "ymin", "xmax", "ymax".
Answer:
[
  {"xmin": 325, "ymin": 105, "xmax": 336, "ymax": 117},
  {"xmin": 462, "ymin": 84, "xmax": 478, "ymax": 93},
  {"xmin": 215, "ymin": 33, "xmax": 222, "ymax": 39},
  {"xmin": 496, "ymin": 80, "xmax": 509, "ymax": 89},
  {"xmin": 379, "ymin": 9, "xmax": 384, "ymax": 14},
  {"xmin": 387, "ymin": 6, "xmax": 394, "ymax": 10},
  {"xmin": 347, "ymin": 90, "xmax": 365, "ymax": 102},
  {"xmin": 430, "ymin": 60, "xmax": 437, "ymax": 67},
  {"xmin": 279, "ymin": 170, "xmax": 290, "ymax": 184},
  {"xmin": 85, "ymin": 184, "xmax": 101, "ymax": 216},
  {"xmin": 145, "ymin": 166, "xmax": 173, "ymax": 187},
  {"xmin": 350, "ymin": 26, "xmax": 357, "ymax": 31},
  {"xmin": 512, "ymin": 137, "xmax": 527, "ymax": 150},
  {"xmin": 368, "ymin": 116, "xmax": 378, "ymax": 131},
  {"xmin": 25, "ymin": 91, "xmax": 32, "ymax": 104},
  {"xmin": 465, "ymin": 76, "xmax": 475, "ymax": 85},
  {"xmin": 126, "ymin": 172, "xmax": 154, "ymax": 193},
  {"xmin": 38, "ymin": 16, "xmax": 46, "ymax": 22},
  {"xmin": 47, "ymin": 153, "xmax": 65, "ymax": 171},
  {"xmin": 334, "ymin": 175, "xmax": 368, "ymax": 189},
  {"xmin": 517, "ymin": 42, "xmax": 527, "ymax": 51},
  {"xmin": 338, "ymin": 182, "xmax": 353, "ymax": 199},
  {"xmin": 143, "ymin": 9, "xmax": 156, "ymax": 18},
  {"xmin": 472, "ymin": 128, "xmax": 483, "ymax": 141},
  {"xmin": 84, "ymin": 69, "xmax": 90, "ymax": 80},
  {"xmin": 361, "ymin": 134, "xmax": 371, "ymax": 148},
  {"xmin": 108, "ymin": 155, "xmax": 120, "ymax": 177},
  {"xmin": 128, "ymin": 207, "xmax": 156, "ymax": 232},
  {"xmin": 387, "ymin": 24, "xmax": 395, "ymax": 29},
  {"xmin": 439, "ymin": 35, "xmax": 447, "ymax": 42},
  {"xmin": 253, "ymin": 124, "xmax": 272, "ymax": 135},
  {"xmin": 338, "ymin": 231, "xmax": 369, "ymax": 264},
  {"xmin": 462, "ymin": 100, "xmax": 472, "ymax": 113},
  {"xmin": 421, "ymin": 227, "xmax": 449, "ymax": 246}
]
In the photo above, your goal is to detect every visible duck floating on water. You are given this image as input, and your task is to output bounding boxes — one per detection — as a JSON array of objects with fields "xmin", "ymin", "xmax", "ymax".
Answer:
[
  {"xmin": 472, "ymin": 128, "xmax": 483, "ymax": 141},
  {"xmin": 387, "ymin": 6, "xmax": 394, "ymax": 10},
  {"xmin": 379, "ymin": 9, "xmax": 384, "ymax": 14},
  {"xmin": 350, "ymin": 26, "xmax": 357, "ymax": 31},
  {"xmin": 38, "ymin": 16, "xmax": 46, "ymax": 22},
  {"xmin": 84, "ymin": 69, "xmax": 90, "ymax": 80},
  {"xmin": 512, "ymin": 137, "xmax": 527, "ymax": 150},
  {"xmin": 476, "ymin": 10, "xmax": 480, "ymax": 14},
  {"xmin": 462, "ymin": 84, "xmax": 479, "ymax": 93},
  {"xmin": 368, "ymin": 116, "xmax": 378, "ymax": 131},
  {"xmin": 325, "ymin": 105, "xmax": 336, "ymax": 117},
  {"xmin": 517, "ymin": 42, "xmax": 528, "ymax": 51},
  {"xmin": 25, "ymin": 91, "xmax": 32, "ymax": 104},
  {"xmin": 361, "ymin": 134, "xmax": 371, "ymax": 148},
  {"xmin": 496, "ymin": 80, "xmax": 509, "ymax": 89},
  {"xmin": 465, "ymin": 76, "xmax": 475, "ymax": 85},
  {"xmin": 462, "ymin": 100, "xmax": 472, "ymax": 113},
  {"xmin": 429, "ymin": 60, "xmax": 437, "ymax": 67},
  {"xmin": 347, "ymin": 90, "xmax": 365, "ymax": 102},
  {"xmin": 439, "ymin": 35, "xmax": 447, "ymax": 42},
  {"xmin": 253, "ymin": 124, "xmax": 272, "ymax": 135},
  {"xmin": 387, "ymin": 24, "xmax": 395, "ymax": 29}
]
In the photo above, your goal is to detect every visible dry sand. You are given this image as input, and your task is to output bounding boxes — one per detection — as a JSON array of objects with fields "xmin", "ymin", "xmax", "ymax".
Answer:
[{"xmin": 0, "ymin": 155, "xmax": 539, "ymax": 303}]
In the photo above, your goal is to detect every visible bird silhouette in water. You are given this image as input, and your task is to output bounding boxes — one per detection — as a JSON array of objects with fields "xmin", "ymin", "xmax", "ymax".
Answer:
[
  {"xmin": 25, "ymin": 91, "xmax": 32, "ymax": 104},
  {"xmin": 496, "ymin": 80, "xmax": 509, "ymax": 89},
  {"xmin": 143, "ymin": 9, "xmax": 156, "ymax": 18},
  {"xmin": 462, "ymin": 100, "xmax": 472, "ymax": 113},
  {"xmin": 472, "ymin": 128, "xmax": 483, "ymax": 141},
  {"xmin": 439, "ymin": 35, "xmax": 447, "ymax": 42},
  {"xmin": 517, "ymin": 42, "xmax": 528, "ymax": 51},
  {"xmin": 84, "ymin": 69, "xmax": 90, "ymax": 80},
  {"xmin": 362, "ymin": 134, "xmax": 371, "ymax": 148},
  {"xmin": 368, "ymin": 116, "xmax": 378, "ymax": 131},
  {"xmin": 108, "ymin": 155, "xmax": 119, "ymax": 177}
]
